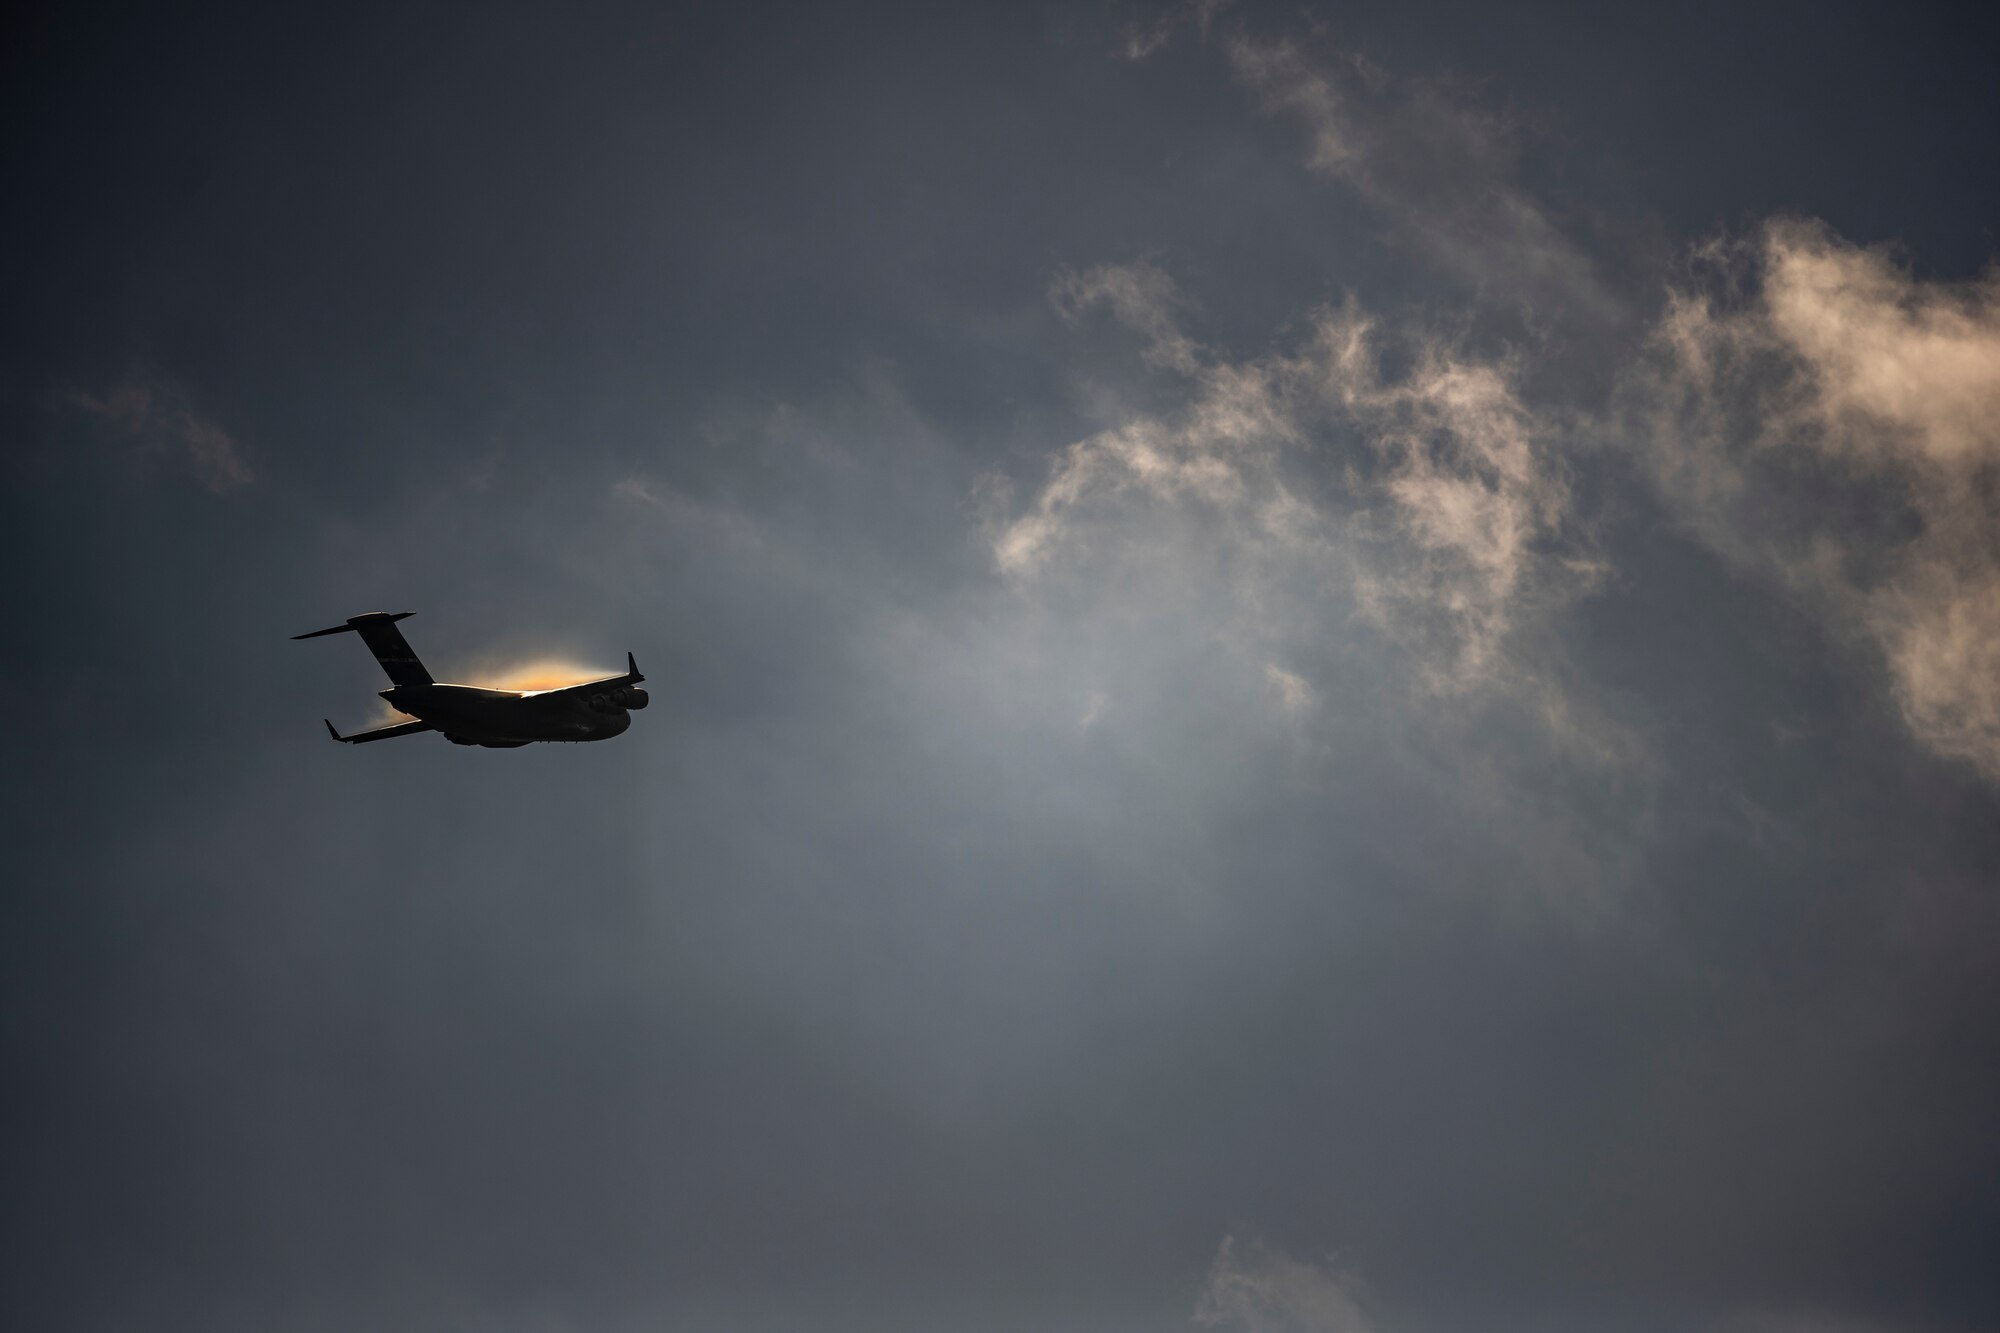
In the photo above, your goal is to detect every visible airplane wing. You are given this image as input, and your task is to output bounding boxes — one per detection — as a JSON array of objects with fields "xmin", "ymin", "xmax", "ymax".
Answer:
[
  {"xmin": 523, "ymin": 652, "xmax": 645, "ymax": 700},
  {"xmin": 324, "ymin": 718, "xmax": 437, "ymax": 744}
]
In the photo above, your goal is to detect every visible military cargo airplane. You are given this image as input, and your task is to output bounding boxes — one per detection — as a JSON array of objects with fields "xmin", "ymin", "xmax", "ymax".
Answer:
[{"xmin": 296, "ymin": 611, "xmax": 647, "ymax": 747}]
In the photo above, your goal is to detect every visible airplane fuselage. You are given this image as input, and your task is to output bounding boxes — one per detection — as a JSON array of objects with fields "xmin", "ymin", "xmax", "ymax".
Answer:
[
  {"xmin": 296, "ymin": 612, "xmax": 648, "ymax": 748},
  {"xmin": 381, "ymin": 682, "xmax": 638, "ymax": 747}
]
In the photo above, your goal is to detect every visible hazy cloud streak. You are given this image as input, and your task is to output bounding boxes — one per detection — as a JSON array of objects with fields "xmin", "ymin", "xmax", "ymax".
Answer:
[
  {"xmin": 1195, "ymin": 1236, "xmax": 1376, "ymax": 1333},
  {"xmin": 997, "ymin": 262, "xmax": 1589, "ymax": 700},
  {"xmin": 1223, "ymin": 34, "xmax": 1619, "ymax": 321},
  {"xmin": 75, "ymin": 376, "xmax": 253, "ymax": 492},
  {"xmin": 1629, "ymin": 218, "xmax": 2000, "ymax": 779}
]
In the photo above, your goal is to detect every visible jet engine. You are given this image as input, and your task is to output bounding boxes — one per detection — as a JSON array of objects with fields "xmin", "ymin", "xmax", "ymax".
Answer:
[{"xmin": 586, "ymin": 686, "xmax": 649, "ymax": 711}]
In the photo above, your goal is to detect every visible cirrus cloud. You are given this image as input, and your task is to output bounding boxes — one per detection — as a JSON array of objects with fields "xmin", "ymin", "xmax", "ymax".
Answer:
[
  {"xmin": 996, "ymin": 261, "xmax": 1593, "ymax": 698},
  {"xmin": 1628, "ymin": 218, "xmax": 2000, "ymax": 780}
]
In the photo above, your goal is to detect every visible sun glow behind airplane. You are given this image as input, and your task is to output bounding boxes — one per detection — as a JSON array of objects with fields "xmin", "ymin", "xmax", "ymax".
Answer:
[
  {"xmin": 370, "ymin": 661, "xmax": 614, "ymax": 725},
  {"xmin": 470, "ymin": 660, "xmax": 622, "ymax": 694}
]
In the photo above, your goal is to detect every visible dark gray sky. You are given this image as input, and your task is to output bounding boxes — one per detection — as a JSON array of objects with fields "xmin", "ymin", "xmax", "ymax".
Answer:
[{"xmin": 6, "ymin": 3, "xmax": 2000, "ymax": 1330}]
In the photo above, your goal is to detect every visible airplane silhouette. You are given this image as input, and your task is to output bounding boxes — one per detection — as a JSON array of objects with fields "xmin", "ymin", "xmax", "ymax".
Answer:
[{"xmin": 296, "ymin": 612, "xmax": 647, "ymax": 748}]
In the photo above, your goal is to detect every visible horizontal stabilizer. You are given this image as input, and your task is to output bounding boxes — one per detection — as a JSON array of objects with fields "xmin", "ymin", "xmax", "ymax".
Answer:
[
  {"xmin": 324, "ymin": 717, "xmax": 436, "ymax": 744},
  {"xmin": 293, "ymin": 611, "xmax": 414, "ymax": 639},
  {"xmin": 293, "ymin": 612, "xmax": 432, "ymax": 686}
]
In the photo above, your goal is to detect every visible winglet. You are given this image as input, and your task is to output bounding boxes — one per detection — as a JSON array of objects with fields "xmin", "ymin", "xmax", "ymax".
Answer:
[
  {"xmin": 324, "ymin": 719, "xmax": 346, "ymax": 742},
  {"xmin": 628, "ymin": 651, "xmax": 642, "ymax": 682}
]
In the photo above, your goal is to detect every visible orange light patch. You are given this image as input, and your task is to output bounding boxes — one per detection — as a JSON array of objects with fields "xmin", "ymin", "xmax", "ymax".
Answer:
[
  {"xmin": 466, "ymin": 659, "xmax": 617, "ymax": 693},
  {"xmin": 359, "ymin": 657, "xmax": 617, "ymax": 727}
]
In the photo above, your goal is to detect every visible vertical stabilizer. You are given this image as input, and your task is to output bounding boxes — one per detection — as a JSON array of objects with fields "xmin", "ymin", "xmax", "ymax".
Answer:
[{"xmin": 292, "ymin": 612, "xmax": 433, "ymax": 686}]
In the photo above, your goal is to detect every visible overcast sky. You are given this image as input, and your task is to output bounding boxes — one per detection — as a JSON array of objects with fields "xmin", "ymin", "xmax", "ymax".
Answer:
[{"xmin": 5, "ymin": 3, "xmax": 2000, "ymax": 1330}]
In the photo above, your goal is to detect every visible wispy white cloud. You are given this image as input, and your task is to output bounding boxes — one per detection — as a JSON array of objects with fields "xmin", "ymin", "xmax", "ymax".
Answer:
[
  {"xmin": 1223, "ymin": 33, "xmax": 1620, "ymax": 322},
  {"xmin": 72, "ymin": 381, "xmax": 153, "ymax": 432},
  {"xmin": 1629, "ymin": 218, "xmax": 2000, "ymax": 780},
  {"xmin": 1120, "ymin": 0, "xmax": 1234, "ymax": 63},
  {"xmin": 1262, "ymin": 661, "xmax": 1316, "ymax": 717},
  {"xmin": 1195, "ymin": 1236, "xmax": 1375, "ymax": 1333},
  {"xmin": 1318, "ymin": 304, "xmax": 1593, "ymax": 689},
  {"xmin": 1051, "ymin": 262, "xmax": 1201, "ymax": 374},
  {"xmin": 74, "ymin": 375, "xmax": 253, "ymax": 492},
  {"xmin": 176, "ymin": 412, "xmax": 252, "ymax": 492},
  {"xmin": 997, "ymin": 263, "xmax": 1591, "ymax": 698}
]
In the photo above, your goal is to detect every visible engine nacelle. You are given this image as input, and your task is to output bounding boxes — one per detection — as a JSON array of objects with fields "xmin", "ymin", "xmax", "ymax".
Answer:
[{"xmin": 621, "ymin": 687, "xmax": 649, "ymax": 710}]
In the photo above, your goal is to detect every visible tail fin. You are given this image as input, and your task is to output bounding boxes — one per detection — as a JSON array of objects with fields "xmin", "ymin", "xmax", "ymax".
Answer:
[{"xmin": 293, "ymin": 612, "xmax": 433, "ymax": 686}]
